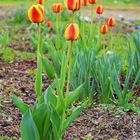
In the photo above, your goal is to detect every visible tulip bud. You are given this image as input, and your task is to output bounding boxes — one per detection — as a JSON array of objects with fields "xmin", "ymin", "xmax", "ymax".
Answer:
[
  {"xmin": 38, "ymin": 0, "xmax": 43, "ymax": 4},
  {"xmin": 64, "ymin": 23, "xmax": 79, "ymax": 41},
  {"xmin": 52, "ymin": 3, "xmax": 63, "ymax": 13},
  {"xmin": 107, "ymin": 17, "xmax": 115, "ymax": 27},
  {"xmin": 64, "ymin": 0, "xmax": 81, "ymax": 12},
  {"xmin": 101, "ymin": 24, "xmax": 108, "ymax": 34},
  {"xmin": 46, "ymin": 21, "xmax": 52, "ymax": 28},
  {"xmin": 82, "ymin": 0, "xmax": 89, "ymax": 6},
  {"xmin": 96, "ymin": 5, "xmax": 103, "ymax": 14},
  {"xmin": 28, "ymin": 4, "xmax": 44, "ymax": 23},
  {"xmin": 88, "ymin": 0, "xmax": 97, "ymax": 4}
]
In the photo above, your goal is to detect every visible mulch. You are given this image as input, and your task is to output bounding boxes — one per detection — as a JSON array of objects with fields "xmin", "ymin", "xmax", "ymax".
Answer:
[{"xmin": 0, "ymin": 59, "xmax": 140, "ymax": 140}]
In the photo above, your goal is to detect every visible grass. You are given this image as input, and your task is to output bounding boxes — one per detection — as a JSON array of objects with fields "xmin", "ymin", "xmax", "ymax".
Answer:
[{"xmin": 0, "ymin": 0, "xmax": 140, "ymax": 9}]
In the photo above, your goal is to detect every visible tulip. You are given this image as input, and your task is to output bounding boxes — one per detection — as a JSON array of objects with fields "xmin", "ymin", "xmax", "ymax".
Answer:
[
  {"xmin": 38, "ymin": 0, "xmax": 43, "ymax": 4},
  {"xmin": 89, "ymin": 0, "xmax": 97, "ymax": 4},
  {"xmin": 101, "ymin": 24, "xmax": 108, "ymax": 34},
  {"xmin": 64, "ymin": 23, "xmax": 79, "ymax": 41},
  {"xmin": 46, "ymin": 21, "xmax": 52, "ymax": 28},
  {"xmin": 28, "ymin": 4, "xmax": 44, "ymax": 23},
  {"xmin": 52, "ymin": 3, "xmax": 63, "ymax": 13},
  {"xmin": 82, "ymin": 0, "xmax": 89, "ymax": 6},
  {"xmin": 107, "ymin": 17, "xmax": 115, "ymax": 27},
  {"xmin": 96, "ymin": 5, "xmax": 103, "ymax": 14},
  {"xmin": 64, "ymin": 0, "xmax": 81, "ymax": 12}
]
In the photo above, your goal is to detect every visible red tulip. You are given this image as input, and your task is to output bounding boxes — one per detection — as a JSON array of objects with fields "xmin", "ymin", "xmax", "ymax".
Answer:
[
  {"xmin": 38, "ymin": 0, "xmax": 43, "ymax": 4},
  {"xmin": 64, "ymin": 23, "xmax": 79, "ymax": 41},
  {"xmin": 82, "ymin": 0, "xmax": 89, "ymax": 6},
  {"xmin": 46, "ymin": 21, "xmax": 52, "ymax": 28},
  {"xmin": 107, "ymin": 17, "xmax": 115, "ymax": 27},
  {"xmin": 96, "ymin": 5, "xmax": 103, "ymax": 14},
  {"xmin": 101, "ymin": 24, "xmax": 108, "ymax": 34},
  {"xmin": 52, "ymin": 3, "xmax": 63, "ymax": 13},
  {"xmin": 64, "ymin": 0, "xmax": 81, "ymax": 12},
  {"xmin": 89, "ymin": 0, "xmax": 97, "ymax": 4},
  {"xmin": 28, "ymin": 4, "xmax": 44, "ymax": 23}
]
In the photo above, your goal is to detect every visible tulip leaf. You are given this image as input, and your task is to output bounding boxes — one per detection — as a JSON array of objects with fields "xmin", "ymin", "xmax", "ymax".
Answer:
[
  {"xmin": 44, "ymin": 82, "xmax": 58, "ymax": 107},
  {"xmin": 32, "ymin": 104, "xmax": 51, "ymax": 140},
  {"xmin": 42, "ymin": 55, "xmax": 55, "ymax": 79},
  {"xmin": 50, "ymin": 105, "xmax": 61, "ymax": 140},
  {"xmin": 66, "ymin": 84, "xmax": 84, "ymax": 108},
  {"xmin": 21, "ymin": 110, "xmax": 40, "ymax": 140},
  {"xmin": 63, "ymin": 100, "xmax": 88, "ymax": 134},
  {"xmin": 11, "ymin": 96, "xmax": 29, "ymax": 114}
]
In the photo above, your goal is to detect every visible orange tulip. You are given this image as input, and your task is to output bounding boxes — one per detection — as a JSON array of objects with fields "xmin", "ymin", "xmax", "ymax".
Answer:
[
  {"xmin": 101, "ymin": 24, "xmax": 108, "ymax": 34},
  {"xmin": 28, "ymin": 4, "xmax": 44, "ymax": 23},
  {"xmin": 52, "ymin": 3, "xmax": 63, "ymax": 13},
  {"xmin": 64, "ymin": 0, "xmax": 81, "ymax": 12},
  {"xmin": 38, "ymin": 0, "xmax": 43, "ymax": 4},
  {"xmin": 107, "ymin": 17, "xmax": 115, "ymax": 27},
  {"xmin": 89, "ymin": 0, "xmax": 97, "ymax": 4},
  {"xmin": 64, "ymin": 23, "xmax": 79, "ymax": 41},
  {"xmin": 82, "ymin": 0, "xmax": 89, "ymax": 6},
  {"xmin": 96, "ymin": 5, "xmax": 103, "ymax": 14},
  {"xmin": 46, "ymin": 21, "xmax": 52, "ymax": 28}
]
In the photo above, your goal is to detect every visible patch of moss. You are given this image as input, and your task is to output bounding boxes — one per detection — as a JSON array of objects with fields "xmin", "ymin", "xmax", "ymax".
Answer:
[
  {"xmin": 0, "ymin": 48, "xmax": 35, "ymax": 63},
  {"xmin": 0, "ymin": 136, "xmax": 17, "ymax": 140}
]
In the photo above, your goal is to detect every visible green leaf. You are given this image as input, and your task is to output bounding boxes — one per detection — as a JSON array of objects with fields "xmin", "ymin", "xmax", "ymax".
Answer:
[
  {"xmin": 44, "ymin": 82, "xmax": 58, "ymax": 107},
  {"xmin": 131, "ymin": 106, "xmax": 140, "ymax": 113},
  {"xmin": 32, "ymin": 104, "xmax": 51, "ymax": 140},
  {"xmin": 35, "ymin": 55, "xmax": 42, "ymax": 96},
  {"xmin": 42, "ymin": 55, "xmax": 55, "ymax": 79},
  {"xmin": 50, "ymin": 105, "xmax": 61, "ymax": 140},
  {"xmin": 11, "ymin": 96, "xmax": 29, "ymax": 114},
  {"xmin": 66, "ymin": 84, "xmax": 84, "ymax": 108},
  {"xmin": 63, "ymin": 100, "xmax": 88, "ymax": 134},
  {"xmin": 21, "ymin": 110, "xmax": 40, "ymax": 140}
]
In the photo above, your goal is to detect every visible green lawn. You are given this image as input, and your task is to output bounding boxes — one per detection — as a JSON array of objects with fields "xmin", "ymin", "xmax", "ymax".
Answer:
[{"xmin": 0, "ymin": 0, "xmax": 140, "ymax": 9}]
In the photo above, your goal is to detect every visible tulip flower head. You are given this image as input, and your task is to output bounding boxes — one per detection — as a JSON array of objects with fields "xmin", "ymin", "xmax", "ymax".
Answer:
[
  {"xmin": 107, "ymin": 17, "xmax": 115, "ymax": 27},
  {"xmin": 28, "ymin": 4, "xmax": 44, "ymax": 23},
  {"xmin": 96, "ymin": 5, "xmax": 103, "ymax": 14},
  {"xmin": 52, "ymin": 3, "xmax": 63, "ymax": 13},
  {"xmin": 64, "ymin": 23, "xmax": 79, "ymax": 41},
  {"xmin": 82, "ymin": 0, "xmax": 89, "ymax": 6},
  {"xmin": 46, "ymin": 21, "xmax": 52, "ymax": 28},
  {"xmin": 89, "ymin": 0, "xmax": 97, "ymax": 4},
  {"xmin": 101, "ymin": 24, "xmax": 108, "ymax": 34},
  {"xmin": 64, "ymin": 0, "xmax": 81, "ymax": 12},
  {"xmin": 38, "ymin": 0, "xmax": 43, "ymax": 4}
]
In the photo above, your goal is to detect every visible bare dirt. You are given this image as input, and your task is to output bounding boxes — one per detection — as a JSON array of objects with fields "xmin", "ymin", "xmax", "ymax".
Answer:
[{"xmin": 81, "ymin": 7, "xmax": 140, "ymax": 22}]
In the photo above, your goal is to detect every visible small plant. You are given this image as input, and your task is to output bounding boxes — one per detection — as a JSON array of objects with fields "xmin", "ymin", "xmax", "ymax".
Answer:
[
  {"xmin": 0, "ymin": 30, "xmax": 9, "ymax": 48},
  {"xmin": 95, "ymin": 54, "xmax": 122, "ymax": 104},
  {"xmin": 132, "ymin": 32, "xmax": 140, "ymax": 76},
  {"xmin": 13, "ymin": 8, "xmax": 27, "ymax": 23},
  {"xmin": 71, "ymin": 47, "xmax": 96, "ymax": 100},
  {"xmin": 111, "ymin": 55, "xmax": 140, "ymax": 111}
]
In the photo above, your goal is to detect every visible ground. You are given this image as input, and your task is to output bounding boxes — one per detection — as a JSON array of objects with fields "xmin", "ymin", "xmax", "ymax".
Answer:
[{"xmin": 0, "ymin": 2, "xmax": 140, "ymax": 140}]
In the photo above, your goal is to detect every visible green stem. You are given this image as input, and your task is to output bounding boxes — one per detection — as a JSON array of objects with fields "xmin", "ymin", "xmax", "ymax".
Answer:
[
  {"xmin": 65, "ymin": 41, "xmax": 73, "ymax": 98},
  {"xmin": 72, "ymin": 11, "xmax": 75, "ymax": 22},
  {"xmin": 90, "ymin": 4, "xmax": 94, "ymax": 37},
  {"xmin": 90, "ymin": 4, "xmax": 94, "ymax": 28},
  {"xmin": 110, "ymin": 27, "xmax": 113, "ymax": 51},
  {"xmin": 59, "ymin": 42, "xmax": 73, "ymax": 138},
  {"xmin": 35, "ymin": 23, "xmax": 42, "ymax": 103},
  {"xmin": 60, "ymin": 42, "xmax": 72, "ymax": 94},
  {"xmin": 97, "ymin": 14, "xmax": 101, "ymax": 47},
  {"xmin": 56, "ymin": 13, "xmax": 59, "ymax": 49}
]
